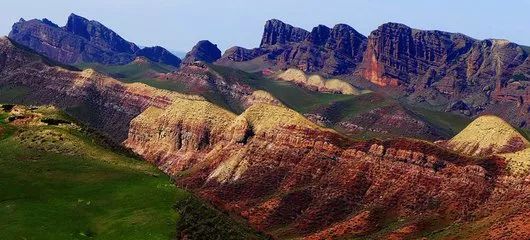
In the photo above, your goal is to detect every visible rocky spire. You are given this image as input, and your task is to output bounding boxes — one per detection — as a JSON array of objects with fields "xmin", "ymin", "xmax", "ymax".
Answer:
[{"xmin": 259, "ymin": 19, "xmax": 309, "ymax": 47}]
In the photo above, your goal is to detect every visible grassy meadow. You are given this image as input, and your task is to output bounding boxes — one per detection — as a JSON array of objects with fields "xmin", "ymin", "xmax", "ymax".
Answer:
[{"xmin": 0, "ymin": 105, "xmax": 265, "ymax": 240}]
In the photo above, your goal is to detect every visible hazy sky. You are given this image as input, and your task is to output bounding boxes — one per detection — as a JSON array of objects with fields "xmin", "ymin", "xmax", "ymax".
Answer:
[{"xmin": 1, "ymin": 0, "xmax": 529, "ymax": 53}]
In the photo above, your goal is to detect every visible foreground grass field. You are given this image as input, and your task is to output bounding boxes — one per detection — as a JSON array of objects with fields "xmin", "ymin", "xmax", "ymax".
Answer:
[{"xmin": 0, "ymin": 105, "xmax": 265, "ymax": 240}]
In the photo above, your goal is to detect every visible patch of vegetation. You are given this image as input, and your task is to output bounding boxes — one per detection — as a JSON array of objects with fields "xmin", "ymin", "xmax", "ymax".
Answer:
[
  {"xmin": 1, "ymin": 104, "xmax": 14, "ymax": 112},
  {"xmin": 404, "ymin": 105, "xmax": 472, "ymax": 138},
  {"xmin": 0, "ymin": 105, "xmax": 265, "ymax": 239},
  {"xmin": 175, "ymin": 195, "xmax": 270, "ymax": 240},
  {"xmin": 0, "ymin": 85, "xmax": 31, "ymax": 103},
  {"xmin": 40, "ymin": 117, "xmax": 71, "ymax": 125}
]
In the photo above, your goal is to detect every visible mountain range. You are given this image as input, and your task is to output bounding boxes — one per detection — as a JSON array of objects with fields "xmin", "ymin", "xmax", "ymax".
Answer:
[
  {"xmin": 9, "ymin": 14, "xmax": 181, "ymax": 66},
  {"xmin": 218, "ymin": 19, "xmax": 530, "ymax": 129},
  {"xmin": 3, "ymin": 13, "xmax": 530, "ymax": 240}
]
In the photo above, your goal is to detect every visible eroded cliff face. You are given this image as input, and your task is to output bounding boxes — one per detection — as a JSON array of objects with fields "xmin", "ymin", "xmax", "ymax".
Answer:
[
  {"xmin": 217, "ymin": 19, "xmax": 367, "ymax": 75},
  {"xmin": 358, "ymin": 23, "xmax": 530, "ymax": 127},
  {"xmin": 123, "ymin": 97, "xmax": 509, "ymax": 239},
  {"xmin": 358, "ymin": 23, "xmax": 476, "ymax": 87},
  {"xmin": 218, "ymin": 19, "xmax": 530, "ymax": 130}
]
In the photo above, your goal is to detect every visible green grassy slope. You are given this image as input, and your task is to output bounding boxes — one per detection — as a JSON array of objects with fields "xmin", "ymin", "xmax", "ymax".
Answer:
[
  {"xmin": 403, "ymin": 105, "xmax": 472, "ymax": 137},
  {"xmin": 0, "ymin": 105, "xmax": 265, "ymax": 240},
  {"xmin": 208, "ymin": 65, "xmax": 361, "ymax": 113},
  {"xmin": 76, "ymin": 61, "xmax": 187, "ymax": 93}
]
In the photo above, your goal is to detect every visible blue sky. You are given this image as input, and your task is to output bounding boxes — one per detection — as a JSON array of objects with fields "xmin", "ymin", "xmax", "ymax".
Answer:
[{"xmin": 1, "ymin": 0, "xmax": 529, "ymax": 53}]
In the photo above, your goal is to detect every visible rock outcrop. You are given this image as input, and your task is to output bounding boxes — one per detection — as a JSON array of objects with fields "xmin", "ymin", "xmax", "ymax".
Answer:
[
  {"xmin": 358, "ymin": 23, "xmax": 530, "ymax": 127},
  {"xmin": 124, "ymin": 97, "xmax": 505, "ymax": 239},
  {"xmin": 217, "ymin": 19, "xmax": 367, "ymax": 75},
  {"xmin": 445, "ymin": 115, "xmax": 529, "ymax": 156},
  {"xmin": 277, "ymin": 68, "xmax": 360, "ymax": 95},
  {"xmin": 183, "ymin": 40, "xmax": 222, "ymax": 64},
  {"xmin": 260, "ymin": 19, "xmax": 309, "ymax": 46},
  {"xmin": 443, "ymin": 115, "xmax": 530, "ymax": 175},
  {"xmin": 9, "ymin": 13, "xmax": 181, "ymax": 66}
]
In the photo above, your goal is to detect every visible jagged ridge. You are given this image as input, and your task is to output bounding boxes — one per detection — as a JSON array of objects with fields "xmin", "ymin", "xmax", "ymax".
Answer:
[{"xmin": 9, "ymin": 14, "xmax": 181, "ymax": 66}]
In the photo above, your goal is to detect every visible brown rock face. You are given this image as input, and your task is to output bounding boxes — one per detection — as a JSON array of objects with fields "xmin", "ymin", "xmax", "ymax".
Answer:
[
  {"xmin": 358, "ymin": 22, "xmax": 530, "ymax": 127},
  {"xmin": 260, "ymin": 19, "xmax": 310, "ymax": 47},
  {"xmin": 359, "ymin": 23, "xmax": 476, "ymax": 87},
  {"xmin": 124, "ymin": 100, "xmax": 505, "ymax": 239}
]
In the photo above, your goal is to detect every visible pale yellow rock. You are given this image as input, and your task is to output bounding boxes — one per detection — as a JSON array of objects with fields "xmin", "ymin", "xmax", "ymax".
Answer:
[
  {"xmin": 446, "ymin": 115, "xmax": 530, "ymax": 175},
  {"xmin": 207, "ymin": 148, "xmax": 249, "ymax": 183},
  {"xmin": 276, "ymin": 68, "xmax": 360, "ymax": 95},
  {"xmin": 277, "ymin": 68, "xmax": 307, "ymax": 83},
  {"xmin": 307, "ymin": 75, "xmax": 326, "ymax": 88},
  {"xmin": 500, "ymin": 148, "xmax": 530, "ymax": 175},
  {"xmin": 240, "ymin": 103, "xmax": 320, "ymax": 133},
  {"xmin": 448, "ymin": 115, "xmax": 529, "ymax": 156},
  {"xmin": 325, "ymin": 79, "xmax": 360, "ymax": 95},
  {"xmin": 244, "ymin": 90, "xmax": 284, "ymax": 107}
]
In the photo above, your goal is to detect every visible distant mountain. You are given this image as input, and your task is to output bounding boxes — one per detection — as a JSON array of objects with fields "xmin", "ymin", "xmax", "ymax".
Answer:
[
  {"xmin": 183, "ymin": 40, "xmax": 222, "ymax": 64},
  {"xmin": 218, "ymin": 19, "xmax": 530, "ymax": 130},
  {"xmin": 8, "ymin": 13, "xmax": 181, "ymax": 66},
  {"xmin": 217, "ymin": 19, "xmax": 367, "ymax": 75}
]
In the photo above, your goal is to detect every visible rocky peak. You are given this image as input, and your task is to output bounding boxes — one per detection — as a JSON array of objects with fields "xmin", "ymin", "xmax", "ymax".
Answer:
[
  {"xmin": 41, "ymin": 18, "xmax": 59, "ymax": 28},
  {"xmin": 220, "ymin": 20, "xmax": 366, "ymax": 75},
  {"xmin": 359, "ymin": 22, "xmax": 477, "ymax": 86},
  {"xmin": 64, "ymin": 13, "xmax": 92, "ymax": 40},
  {"xmin": 8, "ymin": 13, "xmax": 180, "ymax": 66},
  {"xmin": 357, "ymin": 21, "xmax": 530, "ymax": 130},
  {"xmin": 445, "ymin": 115, "xmax": 529, "ymax": 156},
  {"xmin": 183, "ymin": 40, "xmax": 222, "ymax": 64},
  {"xmin": 308, "ymin": 25, "xmax": 331, "ymax": 45},
  {"xmin": 65, "ymin": 13, "xmax": 139, "ymax": 54},
  {"xmin": 260, "ymin": 19, "xmax": 309, "ymax": 47},
  {"xmin": 326, "ymin": 23, "xmax": 367, "ymax": 58}
]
